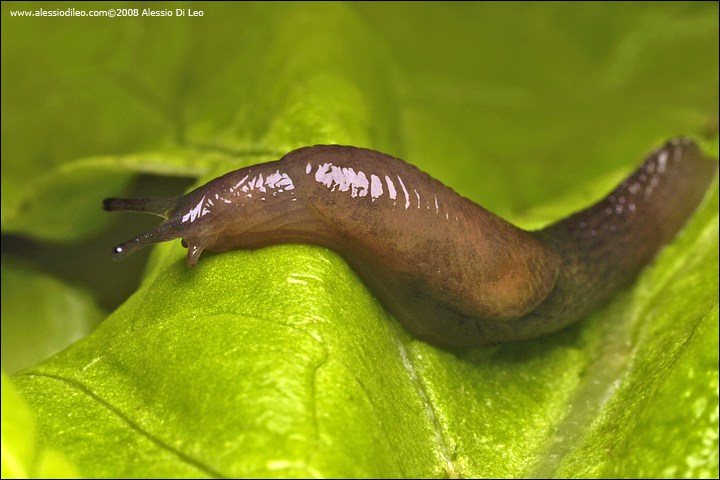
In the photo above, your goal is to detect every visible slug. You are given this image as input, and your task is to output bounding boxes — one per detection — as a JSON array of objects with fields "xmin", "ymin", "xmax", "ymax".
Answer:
[{"xmin": 104, "ymin": 138, "xmax": 717, "ymax": 348}]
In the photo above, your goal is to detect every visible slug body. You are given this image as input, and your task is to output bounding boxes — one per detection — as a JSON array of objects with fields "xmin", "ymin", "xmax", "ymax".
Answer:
[{"xmin": 104, "ymin": 139, "xmax": 717, "ymax": 348}]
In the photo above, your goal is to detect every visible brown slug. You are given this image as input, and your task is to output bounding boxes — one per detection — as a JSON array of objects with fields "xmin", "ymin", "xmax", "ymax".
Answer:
[{"xmin": 104, "ymin": 138, "xmax": 717, "ymax": 348}]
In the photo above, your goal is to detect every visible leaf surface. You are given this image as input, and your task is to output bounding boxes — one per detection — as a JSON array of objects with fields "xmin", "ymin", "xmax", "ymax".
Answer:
[{"xmin": 2, "ymin": 3, "xmax": 718, "ymax": 478}]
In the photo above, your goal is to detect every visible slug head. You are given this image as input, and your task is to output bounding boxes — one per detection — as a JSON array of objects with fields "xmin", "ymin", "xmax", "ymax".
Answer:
[{"xmin": 103, "ymin": 196, "xmax": 208, "ymax": 267}]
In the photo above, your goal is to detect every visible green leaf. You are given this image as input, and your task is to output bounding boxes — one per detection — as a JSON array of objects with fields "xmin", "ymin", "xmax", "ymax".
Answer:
[
  {"xmin": 2, "ymin": 2, "xmax": 718, "ymax": 478},
  {"xmin": 1, "ymin": 260, "xmax": 105, "ymax": 375},
  {"xmin": 1, "ymin": 370, "xmax": 80, "ymax": 478}
]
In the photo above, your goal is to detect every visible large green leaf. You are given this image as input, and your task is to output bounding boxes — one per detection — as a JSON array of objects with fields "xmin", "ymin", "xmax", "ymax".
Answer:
[
  {"xmin": 1, "ymin": 371, "xmax": 80, "ymax": 478},
  {"xmin": 1, "ymin": 259, "xmax": 105, "ymax": 375},
  {"xmin": 2, "ymin": 2, "xmax": 718, "ymax": 478}
]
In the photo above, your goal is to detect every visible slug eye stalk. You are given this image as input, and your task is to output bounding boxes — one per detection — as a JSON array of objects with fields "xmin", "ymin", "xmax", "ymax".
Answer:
[
  {"xmin": 103, "ymin": 197, "xmax": 185, "ymax": 261},
  {"xmin": 102, "ymin": 197, "xmax": 180, "ymax": 219}
]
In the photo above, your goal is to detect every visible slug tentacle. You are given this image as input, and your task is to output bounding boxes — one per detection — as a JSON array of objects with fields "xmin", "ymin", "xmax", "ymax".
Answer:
[
  {"xmin": 104, "ymin": 138, "xmax": 717, "ymax": 348},
  {"xmin": 110, "ymin": 220, "xmax": 186, "ymax": 262},
  {"xmin": 103, "ymin": 197, "xmax": 180, "ymax": 218}
]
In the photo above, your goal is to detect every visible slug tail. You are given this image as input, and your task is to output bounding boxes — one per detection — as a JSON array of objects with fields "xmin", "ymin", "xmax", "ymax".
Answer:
[
  {"xmin": 103, "ymin": 197, "xmax": 180, "ymax": 219},
  {"xmin": 532, "ymin": 137, "xmax": 717, "ymax": 327}
]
